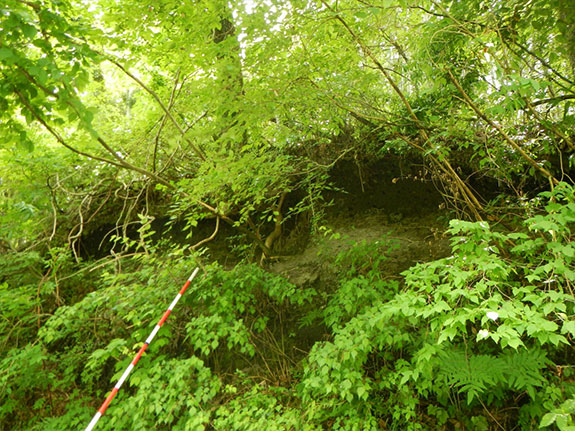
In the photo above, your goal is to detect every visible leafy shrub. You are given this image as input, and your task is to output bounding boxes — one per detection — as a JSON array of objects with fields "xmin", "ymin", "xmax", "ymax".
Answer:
[
  {"xmin": 2, "ymin": 249, "xmax": 319, "ymax": 429},
  {"xmin": 5, "ymin": 184, "xmax": 575, "ymax": 430},
  {"xmin": 299, "ymin": 183, "xmax": 575, "ymax": 430}
]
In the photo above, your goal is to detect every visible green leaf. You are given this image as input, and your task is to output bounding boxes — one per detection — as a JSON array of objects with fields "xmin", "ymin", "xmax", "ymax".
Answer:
[
  {"xmin": 17, "ymin": 137, "xmax": 34, "ymax": 152},
  {"xmin": 0, "ymin": 48, "xmax": 15, "ymax": 62},
  {"xmin": 357, "ymin": 386, "xmax": 367, "ymax": 399},
  {"xmin": 20, "ymin": 24, "xmax": 38, "ymax": 39},
  {"xmin": 561, "ymin": 320, "xmax": 575, "ymax": 337},
  {"xmin": 540, "ymin": 412, "xmax": 557, "ymax": 427},
  {"xmin": 354, "ymin": 10, "xmax": 369, "ymax": 19}
]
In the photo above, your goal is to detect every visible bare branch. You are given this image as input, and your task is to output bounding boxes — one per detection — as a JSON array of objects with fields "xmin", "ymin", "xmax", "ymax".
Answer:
[
  {"xmin": 153, "ymin": 69, "xmax": 181, "ymax": 172},
  {"xmin": 191, "ymin": 216, "xmax": 220, "ymax": 250}
]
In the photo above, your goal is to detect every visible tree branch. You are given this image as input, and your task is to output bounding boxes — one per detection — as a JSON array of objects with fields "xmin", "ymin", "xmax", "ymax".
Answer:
[
  {"xmin": 522, "ymin": 97, "xmax": 575, "ymax": 152},
  {"xmin": 320, "ymin": 1, "xmax": 484, "ymax": 219},
  {"xmin": 12, "ymin": 86, "xmax": 126, "ymax": 169},
  {"xmin": 10, "ymin": 55, "xmax": 271, "ymax": 256},
  {"xmin": 153, "ymin": 69, "xmax": 181, "ymax": 172},
  {"xmin": 446, "ymin": 70, "xmax": 559, "ymax": 185},
  {"xmin": 13, "ymin": 0, "xmax": 40, "ymax": 11},
  {"xmin": 426, "ymin": 0, "xmax": 575, "ymax": 89},
  {"xmin": 532, "ymin": 94, "xmax": 575, "ymax": 107},
  {"xmin": 105, "ymin": 57, "xmax": 207, "ymax": 162},
  {"xmin": 194, "ymin": 200, "xmax": 272, "ymax": 256},
  {"xmin": 510, "ymin": 39, "xmax": 575, "ymax": 87},
  {"xmin": 12, "ymin": 65, "xmax": 176, "ymax": 186}
]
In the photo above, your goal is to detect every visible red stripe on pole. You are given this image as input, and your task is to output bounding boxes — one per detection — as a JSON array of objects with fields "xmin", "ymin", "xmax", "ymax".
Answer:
[
  {"xmin": 179, "ymin": 280, "xmax": 191, "ymax": 295},
  {"xmin": 98, "ymin": 388, "xmax": 118, "ymax": 414},
  {"xmin": 84, "ymin": 267, "xmax": 200, "ymax": 431},
  {"xmin": 132, "ymin": 343, "xmax": 149, "ymax": 365},
  {"xmin": 158, "ymin": 309, "xmax": 172, "ymax": 326}
]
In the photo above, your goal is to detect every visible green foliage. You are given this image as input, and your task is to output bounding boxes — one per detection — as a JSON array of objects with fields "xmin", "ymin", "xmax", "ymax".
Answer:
[
  {"xmin": 100, "ymin": 356, "xmax": 219, "ymax": 431},
  {"xmin": 2, "ymin": 0, "xmax": 575, "ymax": 429},
  {"xmin": 7, "ymin": 182, "xmax": 575, "ymax": 429},
  {"xmin": 0, "ymin": 344, "xmax": 51, "ymax": 426},
  {"xmin": 0, "ymin": 0, "xmax": 101, "ymax": 146},
  {"xmin": 334, "ymin": 234, "xmax": 399, "ymax": 279},
  {"xmin": 0, "ymin": 248, "xmax": 321, "ymax": 429},
  {"xmin": 171, "ymin": 151, "xmax": 294, "ymax": 231},
  {"xmin": 541, "ymin": 398, "xmax": 575, "ymax": 431},
  {"xmin": 320, "ymin": 276, "xmax": 399, "ymax": 330},
  {"xmin": 298, "ymin": 183, "xmax": 575, "ymax": 429},
  {"xmin": 212, "ymin": 385, "xmax": 319, "ymax": 431},
  {"xmin": 437, "ymin": 348, "xmax": 549, "ymax": 404},
  {"xmin": 184, "ymin": 263, "xmax": 314, "ymax": 357},
  {"xmin": 4, "ymin": 185, "xmax": 575, "ymax": 429}
]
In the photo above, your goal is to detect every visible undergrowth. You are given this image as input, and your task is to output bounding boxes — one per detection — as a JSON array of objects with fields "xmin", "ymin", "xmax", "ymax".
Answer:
[{"xmin": 2, "ymin": 184, "xmax": 575, "ymax": 430}]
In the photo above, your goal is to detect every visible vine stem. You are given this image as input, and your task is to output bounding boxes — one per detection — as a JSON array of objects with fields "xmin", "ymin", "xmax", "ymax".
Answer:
[
  {"xmin": 260, "ymin": 192, "xmax": 287, "ymax": 263},
  {"xmin": 479, "ymin": 399, "xmax": 506, "ymax": 431},
  {"xmin": 191, "ymin": 216, "xmax": 220, "ymax": 250}
]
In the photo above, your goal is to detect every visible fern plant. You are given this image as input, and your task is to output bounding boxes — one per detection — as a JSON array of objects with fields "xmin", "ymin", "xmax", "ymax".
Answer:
[{"xmin": 436, "ymin": 348, "xmax": 549, "ymax": 404}]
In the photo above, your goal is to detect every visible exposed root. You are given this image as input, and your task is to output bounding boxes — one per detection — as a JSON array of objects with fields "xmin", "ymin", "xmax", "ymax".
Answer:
[
  {"xmin": 260, "ymin": 192, "xmax": 287, "ymax": 264},
  {"xmin": 192, "ymin": 216, "xmax": 220, "ymax": 250}
]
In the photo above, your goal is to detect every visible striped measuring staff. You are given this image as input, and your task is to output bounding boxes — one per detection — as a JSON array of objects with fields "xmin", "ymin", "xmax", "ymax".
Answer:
[{"xmin": 85, "ymin": 267, "xmax": 201, "ymax": 431}]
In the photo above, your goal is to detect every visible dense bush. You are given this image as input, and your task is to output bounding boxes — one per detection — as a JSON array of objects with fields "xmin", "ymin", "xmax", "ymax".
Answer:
[{"xmin": 2, "ymin": 185, "xmax": 575, "ymax": 429}]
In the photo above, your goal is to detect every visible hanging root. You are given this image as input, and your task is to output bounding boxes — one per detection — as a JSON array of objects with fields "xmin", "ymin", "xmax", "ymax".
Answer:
[
  {"xmin": 191, "ymin": 216, "xmax": 220, "ymax": 250},
  {"xmin": 260, "ymin": 192, "xmax": 287, "ymax": 264}
]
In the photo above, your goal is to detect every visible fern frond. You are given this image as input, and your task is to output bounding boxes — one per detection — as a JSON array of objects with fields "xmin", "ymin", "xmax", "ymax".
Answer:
[{"xmin": 437, "ymin": 348, "xmax": 548, "ymax": 404}]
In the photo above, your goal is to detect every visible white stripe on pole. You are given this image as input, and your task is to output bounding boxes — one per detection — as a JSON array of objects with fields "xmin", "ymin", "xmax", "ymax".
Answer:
[
  {"xmin": 168, "ymin": 293, "xmax": 182, "ymax": 311},
  {"xmin": 85, "ymin": 412, "xmax": 101, "ymax": 431},
  {"xmin": 145, "ymin": 325, "xmax": 161, "ymax": 344},
  {"xmin": 188, "ymin": 267, "xmax": 200, "ymax": 282},
  {"xmin": 115, "ymin": 363, "xmax": 135, "ymax": 389}
]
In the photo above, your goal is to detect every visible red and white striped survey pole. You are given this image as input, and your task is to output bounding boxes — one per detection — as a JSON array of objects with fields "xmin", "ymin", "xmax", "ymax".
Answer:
[{"xmin": 85, "ymin": 267, "xmax": 200, "ymax": 431}]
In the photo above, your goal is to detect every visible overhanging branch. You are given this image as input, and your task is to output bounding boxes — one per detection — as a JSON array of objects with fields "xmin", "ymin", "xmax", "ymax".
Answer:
[
  {"xmin": 320, "ymin": 1, "xmax": 484, "ymax": 220},
  {"xmin": 105, "ymin": 57, "xmax": 208, "ymax": 162}
]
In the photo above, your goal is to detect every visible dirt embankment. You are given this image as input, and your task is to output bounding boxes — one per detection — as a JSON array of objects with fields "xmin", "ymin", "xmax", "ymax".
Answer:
[
  {"xmin": 271, "ymin": 158, "xmax": 453, "ymax": 287},
  {"xmin": 270, "ymin": 210, "xmax": 451, "ymax": 289}
]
